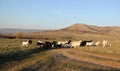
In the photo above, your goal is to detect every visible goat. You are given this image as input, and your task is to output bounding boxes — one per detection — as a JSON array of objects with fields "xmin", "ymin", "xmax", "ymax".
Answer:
[
  {"xmin": 22, "ymin": 39, "xmax": 32, "ymax": 47},
  {"xmin": 61, "ymin": 40, "xmax": 72, "ymax": 48},
  {"xmin": 86, "ymin": 42, "xmax": 94, "ymax": 47},
  {"xmin": 93, "ymin": 41, "xmax": 100, "ymax": 46},
  {"xmin": 80, "ymin": 40, "xmax": 92, "ymax": 47},
  {"xmin": 37, "ymin": 41, "xmax": 45, "ymax": 47},
  {"xmin": 71, "ymin": 40, "xmax": 82, "ymax": 48},
  {"xmin": 102, "ymin": 40, "xmax": 111, "ymax": 47}
]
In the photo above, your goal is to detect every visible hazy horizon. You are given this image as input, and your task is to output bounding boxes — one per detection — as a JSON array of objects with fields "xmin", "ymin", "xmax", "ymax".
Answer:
[
  {"xmin": 0, "ymin": 0, "xmax": 120, "ymax": 29},
  {"xmin": 0, "ymin": 23, "xmax": 120, "ymax": 30}
]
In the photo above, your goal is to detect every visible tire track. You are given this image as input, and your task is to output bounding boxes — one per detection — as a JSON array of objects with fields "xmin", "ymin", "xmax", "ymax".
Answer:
[{"xmin": 51, "ymin": 49, "xmax": 120, "ymax": 69}]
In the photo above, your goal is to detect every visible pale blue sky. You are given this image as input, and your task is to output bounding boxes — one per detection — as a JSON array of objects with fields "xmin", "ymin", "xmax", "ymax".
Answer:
[{"xmin": 0, "ymin": 0, "xmax": 120, "ymax": 29}]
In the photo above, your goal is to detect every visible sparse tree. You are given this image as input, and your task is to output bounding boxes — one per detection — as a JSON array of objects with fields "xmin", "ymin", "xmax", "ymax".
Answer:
[{"xmin": 15, "ymin": 32, "xmax": 23, "ymax": 38}]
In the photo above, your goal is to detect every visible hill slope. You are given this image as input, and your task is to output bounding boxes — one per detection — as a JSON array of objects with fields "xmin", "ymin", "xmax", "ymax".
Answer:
[
  {"xmin": 62, "ymin": 23, "xmax": 120, "ymax": 36},
  {"xmin": 32, "ymin": 23, "xmax": 120, "ymax": 40},
  {"xmin": 63, "ymin": 24, "xmax": 100, "ymax": 33}
]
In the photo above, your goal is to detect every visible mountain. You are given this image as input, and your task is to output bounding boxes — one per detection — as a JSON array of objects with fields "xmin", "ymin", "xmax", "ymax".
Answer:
[
  {"xmin": 62, "ymin": 23, "xmax": 102, "ymax": 33},
  {"xmin": 33, "ymin": 23, "xmax": 120, "ymax": 39},
  {"xmin": 1, "ymin": 24, "xmax": 120, "ymax": 39},
  {"xmin": 62, "ymin": 23, "xmax": 120, "ymax": 36}
]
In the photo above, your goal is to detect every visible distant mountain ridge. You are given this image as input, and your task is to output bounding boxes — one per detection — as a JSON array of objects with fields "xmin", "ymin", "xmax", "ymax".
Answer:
[
  {"xmin": 0, "ymin": 28, "xmax": 44, "ymax": 33},
  {"xmin": 0, "ymin": 23, "xmax": 120, "ymax": 37}
]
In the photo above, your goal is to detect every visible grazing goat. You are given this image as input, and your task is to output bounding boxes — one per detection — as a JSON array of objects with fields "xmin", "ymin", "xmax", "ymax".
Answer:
[
  {"xmin": 57, "ymin": 40, "xmax": 72, "ymax": 48},
  {"xmin": 61, "ymin": 40, "xmax": 72, "ymax": 48},
  {"xmin": 58, "ymin": 41, "xmax": 67, "ymax": 45},
  {"xmin": 37, "ymin": 41, "xmax": 45, "ymax": 47},
  {"xmin": 80, "ymin": 40, "xmax": 92, "ymax": 47},
  {"xmin": 22, "ymin": 39, "xmax": 32, "ymax": 47},
  {"xmin": 43, "ymin": 41, "xmax": 53, "ymax": 49},
  {"xmin": 52, "ymin": 41, "xmax": 62, "ymax": 48},
  {"xmin": 102, "ymin": 40, "xmax": 111, "ymax": 47},
  {"xmin": 71, "ymin": 40, "xmax": 82, "ymax": 48},
  {"xmin": 37, "ymin": 40, "xmax": 55, "ymax": 49},
  {"xmin": 93, "ymin": 41, "xmax": 100, "ymax": 46},
  {"xmin": 86, "ymin": 42, "xmax": 94, "ymax": 47}
]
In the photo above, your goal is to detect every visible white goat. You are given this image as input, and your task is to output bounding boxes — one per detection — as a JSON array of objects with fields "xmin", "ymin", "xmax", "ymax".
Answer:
[
  {"xmin": 57, "ymin": 41, "xmax": 68, "ymax": 47},
  {"xmin": 22, "ymin": 39, "xmax": 32, "ymax": 47},
  {"xmin": 22, "ymin": 42, "xmax": 29, "ymax": 46},
  {"xmin": 58, "ymin": 40, "xmax": 72, "ymax": 48},
  {"xmin": 93, "ymin": 41, "xmax": 100, "ymax": 46},
  {"xmin": 38, "ymin": 40, "xmax": 44, "ymax": 43},
  {"xmin": 58, "ymin": 41, "xmax": 67, "ymax": 45},
  {"xmin": 102, "ymin": 40, "xmax": 111, "ymax": 47},
  {"xmin": 86, "ymin": 42, "xmax": 94, "ymax": 47},
  {"xmin": 71, "ymin": 40, "xmax": 82, "ymax": 48},
  {"xmin": 63, "ymin": 44, "xmax": 71, "ymax": 48}
]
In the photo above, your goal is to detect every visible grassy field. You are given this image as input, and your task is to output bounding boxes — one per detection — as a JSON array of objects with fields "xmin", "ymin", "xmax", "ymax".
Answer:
[{"xmin": 0, "ymin": 35, "xmax": 120, "ymax": 71}]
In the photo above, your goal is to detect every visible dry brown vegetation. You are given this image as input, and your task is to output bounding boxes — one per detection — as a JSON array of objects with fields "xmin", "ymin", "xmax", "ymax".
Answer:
[
  {"xmin": 0, "ymin": 23, "xmax": 120, "ymax": 71},
  {"xmin": 0, "ymin": 34, "xmax": 120, "ymax": 71}
]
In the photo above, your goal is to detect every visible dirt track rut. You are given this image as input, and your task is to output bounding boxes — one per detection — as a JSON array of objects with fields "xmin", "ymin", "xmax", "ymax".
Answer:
[{"xmin": 51, "ymin": 48, "xmax": 120, "ymax": 69}]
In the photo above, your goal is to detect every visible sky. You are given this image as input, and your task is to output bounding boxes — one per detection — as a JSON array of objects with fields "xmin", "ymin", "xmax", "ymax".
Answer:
[{"xmin": 0, "ymin": 0, "xmax": 120, "ymax": 29}]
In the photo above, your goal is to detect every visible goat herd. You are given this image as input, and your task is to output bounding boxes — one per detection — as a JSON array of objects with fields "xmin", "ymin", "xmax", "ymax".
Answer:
[{"xmin": 22, "ymin": 39, "xmax": 111, "ymax": 49}]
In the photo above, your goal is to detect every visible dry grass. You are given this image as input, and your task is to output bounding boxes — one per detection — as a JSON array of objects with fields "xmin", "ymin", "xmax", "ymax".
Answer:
[
  {"xmin": 56, "ymin": 48, "xmax": 120, "ymax": 69},
  {"xmin": 0, "ymin": 35, "xmax": 120, "ymax": 71}
]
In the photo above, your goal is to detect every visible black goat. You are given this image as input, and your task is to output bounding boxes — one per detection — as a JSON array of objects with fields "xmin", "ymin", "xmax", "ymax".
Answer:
[{"xmin": 80, "ymin": 40, "xmax": 92, "ymax": 47}]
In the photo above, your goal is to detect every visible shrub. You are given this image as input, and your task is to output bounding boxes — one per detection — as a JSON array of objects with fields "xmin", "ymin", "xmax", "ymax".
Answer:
[{"xmin": 15, "ymin": 32, "xmax": 23, "ymax": 39}]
